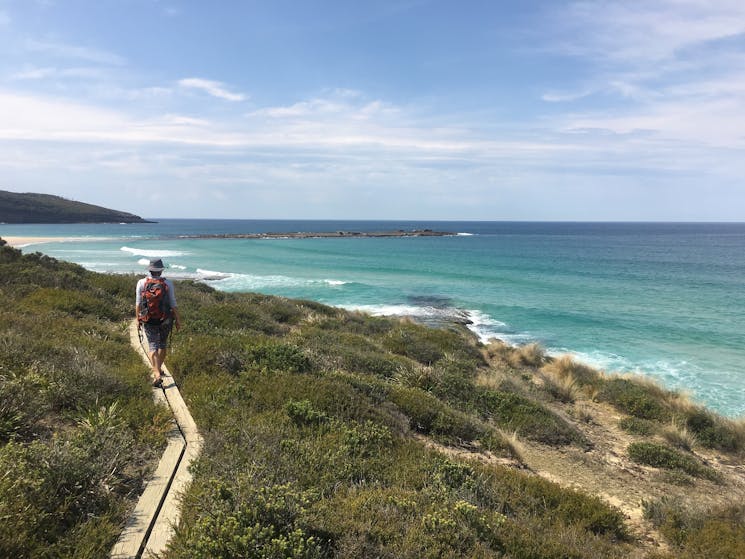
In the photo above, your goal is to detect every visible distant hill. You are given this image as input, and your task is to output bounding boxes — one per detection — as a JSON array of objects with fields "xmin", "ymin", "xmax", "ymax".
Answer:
[{"xmin": 0, "ymin": 190, "xmax": 152, "ymax": 223}]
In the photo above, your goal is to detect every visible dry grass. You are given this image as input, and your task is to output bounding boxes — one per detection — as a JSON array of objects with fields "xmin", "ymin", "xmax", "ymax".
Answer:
[
  {"xmin": 542, "ymin": 355, "xmax": 602, "ymax": 386},
  {"xmin": 474, "ymin": 368, "xmax": 508, "ymax": 391},
  {"xmin": 573, "ymin": 403, "xmax": 594, "ymax": 424},
  {"xmin": 662, "ymin": 420, "xmax": 698, "ymax": 452},
  {"xmin": 495, "ymin": 428, "xmax": 525, "ymax": 463},
  {"xmin": 542, "ymin": 372, "xmax": 581, "ymax": 403},
  {"xmin": 507, "ymin": 342, "xmax": 546, "ymax": 368}
]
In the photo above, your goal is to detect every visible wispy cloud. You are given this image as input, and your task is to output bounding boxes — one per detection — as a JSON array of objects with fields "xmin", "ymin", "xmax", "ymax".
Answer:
[
  {"xmin": 24, "ymin": 39, "xmax": 126, "ymax": 65},
  {"xmin": 10, "ymin": 65, "xmax": 105, "ymax": 81},
  {"xmin": 541, "ymin": 0, "xmax": 745, "ymax": 151},
  {"xmin": 178, "ymin": 78, "xmax": 246, "ymax": 101}
]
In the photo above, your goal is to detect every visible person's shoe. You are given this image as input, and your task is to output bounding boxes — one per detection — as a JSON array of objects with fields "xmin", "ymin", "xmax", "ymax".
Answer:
[{"xmin": 152, "ymin": 376, "xmax": 163, "ymax": 388}]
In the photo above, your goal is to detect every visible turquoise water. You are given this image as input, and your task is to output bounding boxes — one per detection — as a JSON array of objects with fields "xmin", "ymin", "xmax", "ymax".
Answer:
[{"xmin": 2, "ymin": 220, "xmax": 744, "ymax": 417}]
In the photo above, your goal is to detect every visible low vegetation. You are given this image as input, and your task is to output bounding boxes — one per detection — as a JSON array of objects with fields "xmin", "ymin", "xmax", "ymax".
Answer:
[
  {"xmin": 0, "ymin": 239, "xmax": 168, "ymax": 558},
  {"xmin": 3, "ymin": 236, "xmax": 744, "ymax": 558}
]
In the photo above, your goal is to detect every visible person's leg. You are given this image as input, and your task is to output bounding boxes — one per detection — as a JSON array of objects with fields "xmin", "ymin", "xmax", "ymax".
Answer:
[
  {"xmin": 144, "ymin": 323, "xmax": 165, "ymax": 385},
  {"xmin": 153, "ymin": 322, "xmax": 172, "ymax": 380}
]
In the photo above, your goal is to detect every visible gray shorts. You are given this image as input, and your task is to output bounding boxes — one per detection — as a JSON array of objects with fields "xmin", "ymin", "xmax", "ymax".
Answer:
[{"xmin": 143, "ymin": 320, "xmax": 173, "ymax": 351}]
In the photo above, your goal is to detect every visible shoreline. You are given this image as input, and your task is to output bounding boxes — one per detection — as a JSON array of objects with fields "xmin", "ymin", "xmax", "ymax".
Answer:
[
  {"xmin": 177, "ymin": 229, "xmax": 455, "ymax": 240},
  {"xmin": 2, "ymin": 236, "xmax": 67, "ymax": 248}
]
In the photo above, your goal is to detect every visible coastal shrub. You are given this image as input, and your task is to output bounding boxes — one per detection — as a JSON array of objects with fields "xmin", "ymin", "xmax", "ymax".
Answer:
[
  {"xmin": 286, "ymin": 399, "xmax": 329, "ymax": 427},
  {"xmin": 340, "ymin": 349, "xmax": 409, "ymax": 378},
  {"xmin": 168, "ymin": 481, "xmax": 323, "ymax": 559},
  {"xmin": 383, "ymin": 323, "xmax": 482, "ymax": 366},
  {"xmin": 0, "ymin": 371, "xmax": 48, "ymax": 441},
  {"xmin": 476, "ymin": 388, "xmax": 587, "ymax": 447},
  {"xmin": 643, "ymin": 499, "xmax": 745, "ymax": 558},
  {"xmin": 245, "ymin": 341, "xmax": 312, "ymax": 374},
  {"xmin": 312, "ymin": 310, "xmax": 394, "ymax": 336},
  {"xmin": 597, "ymin": 378, "xmax": 670, "ymax": 421},
  {"xmin": 22, "ymin": 287, "xmax": 122, "ymax": 321},
  {"xmin": 387, "ymin": 385, "xmax": 486, "ymax": 443},
  {"xmin": 618, "ymin": 416, "xmax": 657, "ymax": 436},
  {"xmin": 627, "ymin": 442, "xmax": 721, "ymax": 482},
  {"xmin": 169, "ymin": 334, "xmax": 253, "ymax": 377},
  {"xmin": 683, "ymin": 408, "xmax": 744, "ymax": 453},
  {"xmin": 0, "ymin": 423, "xmax": 139, "ymax": 558}
]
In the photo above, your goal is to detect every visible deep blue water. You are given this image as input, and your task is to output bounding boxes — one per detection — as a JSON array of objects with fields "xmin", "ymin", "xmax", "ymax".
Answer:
[{"xmin": 2, "ymin": 219, "xmax": 743, "ymax": 417}]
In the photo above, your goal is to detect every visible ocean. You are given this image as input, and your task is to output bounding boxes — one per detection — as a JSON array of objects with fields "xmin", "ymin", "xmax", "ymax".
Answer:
[{"xmin": 2, "ymin": 219, "xmax": 744, "ymax": 418}]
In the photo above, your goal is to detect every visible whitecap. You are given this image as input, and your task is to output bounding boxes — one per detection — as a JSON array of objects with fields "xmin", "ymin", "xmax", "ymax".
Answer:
[
  {"xmin": 324, "ymin": 279, "xmax": 347, "ymax": 286},
  {"xmin": 457, "ymin": 232, "xmax": 474, "ymax": 236},
  {"xmin": 121, "ymin": 246, "xmax": 187, "ymax": 257},
  {"xmin": 196, "ymin": 268, "xmax": 233, "ymax": 280}
]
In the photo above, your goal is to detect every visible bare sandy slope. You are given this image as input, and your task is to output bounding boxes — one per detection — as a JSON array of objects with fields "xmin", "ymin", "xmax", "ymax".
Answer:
[{"xmin": 418, "ymin": 353, "xmax": 745, "ymax": 558}]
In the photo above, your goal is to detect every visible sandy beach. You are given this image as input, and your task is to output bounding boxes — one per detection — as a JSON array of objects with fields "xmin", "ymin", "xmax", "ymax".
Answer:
[{"xmin": 2, "ymin": 236, "xmax": 67, "ymax": 248}]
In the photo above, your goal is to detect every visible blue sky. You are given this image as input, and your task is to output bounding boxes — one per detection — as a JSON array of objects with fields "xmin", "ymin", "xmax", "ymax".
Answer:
[{"xmin": 1, "ymin": 0, "xmax": 744, "ymax": 220}]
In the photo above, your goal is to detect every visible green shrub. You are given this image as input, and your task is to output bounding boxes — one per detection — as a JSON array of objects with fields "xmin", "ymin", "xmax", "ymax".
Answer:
[
  {"xmin": 23, "ymin": 287, "xmax": 122, "ymax": 321},
  {"xmin": 387, "ymin": 385, "xmax": 486, "ymax": 443},
  {"xmin": 245, "ymin": 341, "xmax": 312, "ymax": 374},
  {"xmin": 476, "ymin": 389, "xmax": 587, "ymax": 447},
  {"xmin": 618, "ymin": 416, "xmax": 657, "ymax": 436},
  {"xmin": 168, "ymin": 481, "xmax": 323, "ymax": 559},
  {"xmin": 0, "ymin": 372, "xmax": 48, "ymax": 441},
  {"xmin": 598, "ymin": 378, "xmax": 670, "ymax": 421},
  {"xmin": 627, "ymin": 442, "xmax": 721, "ymax": 481},
  {"xmin": 643, "ymin": 499, "xmax": 745, "ymax": 558},
  {"xmin": 286, "ymin": 399, "xmax": 329, "ymax": 427},
  {"xmin": 684, "ymin": 409, "xmax": 743, "ymax": 453},
  {"xmin": 383, "ymin": 324, "xmax": 482, "ymax": 366}
]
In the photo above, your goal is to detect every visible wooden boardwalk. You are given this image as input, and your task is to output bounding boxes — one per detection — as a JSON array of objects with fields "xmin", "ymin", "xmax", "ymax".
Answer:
[{"xmin": 110, "ymin": 321, "xmax": 203, "ymax": 559}]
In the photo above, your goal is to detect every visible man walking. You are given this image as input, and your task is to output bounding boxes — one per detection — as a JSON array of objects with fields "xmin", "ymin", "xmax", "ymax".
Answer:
[{"xmin": 136, "ymin": 258, "xmax": 181, "ymax": 387}]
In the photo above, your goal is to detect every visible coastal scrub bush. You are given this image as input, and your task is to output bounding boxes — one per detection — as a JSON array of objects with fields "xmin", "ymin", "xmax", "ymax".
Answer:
[
  {"xmin": 168, "ymin": 480, "xmax": 323, "ymax": 559},
  {"xmin": 0, "ymin": 371, "xmax": 48, "ymax": 441},
  {"xmin": 627, "ymin": 442, "xmax": 721, "ymax": 481},
  {"xmin": 597, "ymin": 378, "xmax": 670, "ymax": 421},
  {"xmin": 618, "ymin": 416, "xmax": 657, "ymax": 436},
  {"xmin": 23, "ymin": 287, "xmax": 122, "ymax": 321},
  {"xmin": 244, "ymin": 341, "xmax": 312, "ymax": 374},
  {"xmin": 387, "ymin": 385, "xmax": 486, "ymax": 443},
  {"xmin": 476, "ymin": 388, "xmax": 587, "ymax": 447},
  {"xmin": 383, "ymin": 323, "xmax": 483, "ymax": 366},
  {"xmin": 683, "ymin": 408, "xmax": 744, "ymax": 453},
  {"xmin": 643, "ymin": 499, "xmax": 745, "ymax": 558}
]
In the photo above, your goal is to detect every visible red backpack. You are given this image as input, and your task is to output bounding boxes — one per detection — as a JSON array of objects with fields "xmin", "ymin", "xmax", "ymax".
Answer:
[{"xmin": 138, "ymin": 277, "xmax": 172, "ymax": 324}]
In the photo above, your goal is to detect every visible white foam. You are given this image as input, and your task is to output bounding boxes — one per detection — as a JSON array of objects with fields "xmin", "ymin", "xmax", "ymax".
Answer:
[
  {"xmin": 170, "ymin": 264, "xmax": 187, "ymax": 270},
  {"xmin": 196, "ymin": 268, "xmax": 233, "ymax": 280},
  {"xmin": 203, "ymin": 271, "xmax": 349, "ymax": 290},
  {"xmin": 457, "ymin": 232, "xmax": 474, "ymax": 236},
  {"xmin": 342, "ymin": 303, "xmax": 423, "ymax": 317},
  {"xmin": 121, "ymin": 246, "xmax": 187, "ymax": 257}
]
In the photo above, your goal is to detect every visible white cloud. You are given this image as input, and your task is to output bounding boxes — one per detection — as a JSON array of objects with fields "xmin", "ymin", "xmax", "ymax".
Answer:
[
  {"xmin": 178, "ymin": 78, "xmax": 246, "ymax": 101},
  {"xmin": 0, "ymin": 11, "xmax": 10, "ymax": 26},
  {"xmin": 24, "ymin": 39, "xmax": 126, "ymax": 65},
  {"xmin": 561, "ymin": 0, "xmax": 745, "ymax": 63},
  {"xmin": 10, "ymin": 66, "xmax": 106, "ymax": 81}
]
